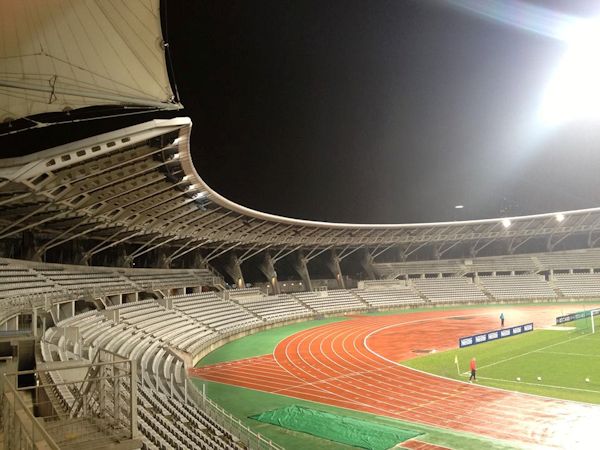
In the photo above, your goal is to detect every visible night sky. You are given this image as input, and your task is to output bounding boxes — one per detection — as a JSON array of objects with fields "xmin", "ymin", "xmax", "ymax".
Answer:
[{"xmin": 3, "ymin": 0, "xmax": 600, "ymax": 224}]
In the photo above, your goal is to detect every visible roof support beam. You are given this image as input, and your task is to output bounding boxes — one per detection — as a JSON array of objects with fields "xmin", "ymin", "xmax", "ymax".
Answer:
[
  {"xmin": 82, "ymin": 229, "xmax": 143, "ymax": 261},
  {"xmin": 272, "ymin": 245, "xmax": 303, "ymax": 263},
  {"xmin": 371, "ymin": 243, "xmax": 398, "ymax": 259},
  {"xmin": 128, "ymin": 236, "xmax": 179, "ymax": 261},
  {"xmin": 168, "ymin": 239, "xmax": 208, "ymax": 262},
  {"xmin": 305, "ymin": 246, "xmax": 332, "ymax": 262},
  {"xmin": 203, "ymin": 242, "xmax": 241, "ymax": 263},
  {"xmin": 337, "ymin": 245, "xmax": 364, "ymax": 261}
]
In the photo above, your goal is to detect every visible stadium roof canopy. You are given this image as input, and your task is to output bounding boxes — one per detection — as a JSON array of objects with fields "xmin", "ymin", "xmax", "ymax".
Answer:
[
  {"xmin": 1, "ymin": 117, "xmax": 600, "ymax": 266},
  {"xmin": 0, "ymin": 0, "xmax": 181, "ymax": 124}
]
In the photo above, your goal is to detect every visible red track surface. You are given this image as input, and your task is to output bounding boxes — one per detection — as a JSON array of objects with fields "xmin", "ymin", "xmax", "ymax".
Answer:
[{"xmin": 190, "ymin": 306, "xmax": 600, "ymax": 449}]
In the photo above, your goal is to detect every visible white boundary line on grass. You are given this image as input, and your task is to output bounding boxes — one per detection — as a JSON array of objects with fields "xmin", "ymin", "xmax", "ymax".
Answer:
[
  {"xmin": 364, "ymin": 311, "xmax": 600, "ymax": 407},
  {"xmin": 474, "ymin": 376, "xmax": 600, "ymax": 394},
  {"xmin": 538, "ymin": 350, "xmax": 600, "ymax": 358},
  {"xmin": 475, "ymin": 333, "xmax": 588, "ymax": 371}
]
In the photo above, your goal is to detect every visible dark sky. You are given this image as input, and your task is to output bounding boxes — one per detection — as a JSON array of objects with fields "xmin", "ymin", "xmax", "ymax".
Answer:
[{"xmin": 4, "ymin": 0, "xmax": 600, "ymax": 224}]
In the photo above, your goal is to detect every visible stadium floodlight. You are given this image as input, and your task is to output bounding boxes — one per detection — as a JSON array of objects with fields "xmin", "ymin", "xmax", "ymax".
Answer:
[
  {"xmin": 186, "ymin": 184, "xmax": 196, "ymax": 191},
  {"xmin": 502, "ymin": 218, "xmax": 511, "ymax": 228},
  {"xmin": 194, "ymin": 192, "xmax": 207, "ymax": 200},
  {"xmin": 454, "ymin": 205, "xmax": 464, "ymax": 209},
  {"xmin": 540, "ymin": 18, "xmax": 600, "ymax": 125},
  {"xmin": 556, "ymin": 213, "xmax": 565, "ymax": 222}
]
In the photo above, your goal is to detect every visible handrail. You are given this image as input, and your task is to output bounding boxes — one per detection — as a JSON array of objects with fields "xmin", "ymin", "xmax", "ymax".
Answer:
[{"xmin": 1, "ymin": 372, "xmax": 61, "ymax": 449}]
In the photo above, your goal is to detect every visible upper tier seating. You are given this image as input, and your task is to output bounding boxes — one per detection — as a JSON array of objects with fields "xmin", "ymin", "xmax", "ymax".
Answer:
[
  {"xmin": 412, "ymin": 277, "xmax": 488, "ymax": 303},
  {"xmin": 39, "ymin": 269, "xmax": 137, "ymax": 295},
  {"xmin": 170, "ymin": 292, "xmax": 263, "ymax": 332},
  {"xmin": 353, "ymin": 287, "xmax": 424, "ymax": 307},
  {"xmin": 0, "ymin": 263, "xmax": 56, "ymax": 298},
  {"xmin": 373, "ymin": 247, "xmax": 600, "ymax": 278},
  {"xmin": 553, "ymin": 274, "xmax": 600, "ymax": 297},
  {"xmin": 0, "ymin": 258, "xmax": 219, "ymax": 303},
  {"xmin": 292, "ymin": 289, "xmax": 366, "ymax": 313},
  {"xmin": 240, "ymin": 294, "xmax": 312, "ymax": 321},
  {"xmin": 479, "ymin": 275, "xmax": 557, "ymax": 300}
]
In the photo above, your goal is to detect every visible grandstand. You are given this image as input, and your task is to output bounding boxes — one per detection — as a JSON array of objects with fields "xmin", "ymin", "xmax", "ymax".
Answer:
[{"xmin": 3, "ymin": 1, "xmax": 600, "ymax": 449}]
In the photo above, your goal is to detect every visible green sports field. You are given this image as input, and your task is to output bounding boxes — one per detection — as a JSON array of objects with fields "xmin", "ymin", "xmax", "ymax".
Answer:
[
  {"xmin": 194, "ymin": 312, "xmax": 522, "ymax": 450},
  {"xmin": 403, "ymin": 313, "xmax": 600, "ymax": 404}
]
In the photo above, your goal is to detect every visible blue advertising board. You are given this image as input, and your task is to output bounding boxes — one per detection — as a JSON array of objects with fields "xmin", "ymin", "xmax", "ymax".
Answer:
[
  {"xmin": 459, "ymin": 323, "xmax": 534, "ymax": 348},
  {"xmin": 556, "ymin": 309, "xmax": 600, "ymax": 325}
]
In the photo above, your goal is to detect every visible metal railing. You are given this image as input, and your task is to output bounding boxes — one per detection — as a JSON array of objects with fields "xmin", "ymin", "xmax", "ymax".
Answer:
[
  {"xmin": 0, "ymin": 349, "xmax": 138, "ymax": 450},
  {"xmin": 182, "ymin": 378, "xmax": 284, "ymax": 450},
  {"xmin": 1, "ymin": 371, "xmax": 61, "ymax": 450}
]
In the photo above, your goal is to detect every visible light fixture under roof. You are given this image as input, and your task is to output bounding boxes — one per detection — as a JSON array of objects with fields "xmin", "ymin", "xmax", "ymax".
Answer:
[
  {"xmin": 502, "ymin": 218, "xmax": 511, "ymax": 228},
  {"xmin": 454, "ymin": 205, "xmax": 464, "ymax": 209},
  {"xmin": 194, "ymin": 192, "xmax": 207, "ymax": 200},
  {"xmin": 556, "ymin": 213, "xmax": 565, "ymax": 222}
]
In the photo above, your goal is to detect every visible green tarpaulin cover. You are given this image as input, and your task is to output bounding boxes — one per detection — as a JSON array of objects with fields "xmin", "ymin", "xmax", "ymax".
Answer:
[{"xmin": 250, "ymin": 404, "xmax": 422, "ymax": 450}]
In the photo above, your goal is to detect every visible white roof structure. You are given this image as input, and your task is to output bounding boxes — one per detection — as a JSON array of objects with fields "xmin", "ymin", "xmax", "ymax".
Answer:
[
  {"xmin": 0, "ymin": 0, "xmax": 181, "ymax": 122},
  {"xmin": 1, "ymin": 117, "xmax": 599, "ymax": 266},
  {"xmin": 1, "ymin": 1, "xmax": 599, "ymax": 268}
]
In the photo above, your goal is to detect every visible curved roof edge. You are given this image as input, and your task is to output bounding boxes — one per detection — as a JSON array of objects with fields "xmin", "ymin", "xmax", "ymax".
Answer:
[
  {"xmin": 175, "ymin": 118, "xmax": 600, "ymax": 230},
  {"xmin": 1, "ymin": 117, "xmax": 598, "ymax": 254}
]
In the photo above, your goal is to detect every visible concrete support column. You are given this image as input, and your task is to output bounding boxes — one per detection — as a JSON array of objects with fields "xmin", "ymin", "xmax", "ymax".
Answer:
[
  {"xmin": 360, "ymin": 249, "xmax": 377, "ymax": 280},
  {"xmin": 224, "ymin": 254, "xmax": 245, "ymax": 288},
  {"xmin": 22, "ymin": 231, "xmax": 41, "ymax": 261},
  {"xmin": 259, "ymin": 252, "xmax": 279, "ymax": 294},
  {"xmin": 32, "ymin": 309, "xmax": 38, "ymax": 338},
  {"xmin": 293, "ymin": 252, "xmax": 312, "ymax": 292},
  {"xmin": 327, "ymin": 250, "xmax": 345, "ymax": 289},
  {"xmin": 157, "ymin": 249, "xmax": 171, "ymax": 269},
  {"xmin": 432, "ymin": 244, "xmax": 441, "ymax": 260},
  {"xmin": 116, "ymin": 248, "xmax": 132, "ymax": 268}
]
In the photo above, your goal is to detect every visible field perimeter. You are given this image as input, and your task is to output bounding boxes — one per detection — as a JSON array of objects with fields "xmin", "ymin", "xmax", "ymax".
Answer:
[
  {"xmin": 404, "ymin": 314, "xmax": 600, "ymax": 404},
  {"xmin": 191, "ymin": 304, "xmax": 600, "ymax": 449}
]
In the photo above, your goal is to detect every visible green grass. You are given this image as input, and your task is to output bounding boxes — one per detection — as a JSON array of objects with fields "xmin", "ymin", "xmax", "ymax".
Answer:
[
  {"xmin": 404, "ymin": 315, "xmax": 600, "ymax": 404},
  {"xmin": 194, "ymin": 303, "xmax": 600, "ymax": 449}
]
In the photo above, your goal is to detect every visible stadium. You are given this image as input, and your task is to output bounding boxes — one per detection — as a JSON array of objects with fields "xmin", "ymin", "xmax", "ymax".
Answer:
[{"xmin": 1, "ymin": 1, "xmax": 600, "ymax": 450}]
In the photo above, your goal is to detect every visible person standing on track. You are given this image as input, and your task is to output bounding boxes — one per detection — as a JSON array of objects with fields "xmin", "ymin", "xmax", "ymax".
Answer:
[
  {"xmin": 469, "ymin": 357, "xmax": 477, "ymax": 383},
  {"xmin": 500, "ymin": 312, "xmax": 505, "ymax": 328}
]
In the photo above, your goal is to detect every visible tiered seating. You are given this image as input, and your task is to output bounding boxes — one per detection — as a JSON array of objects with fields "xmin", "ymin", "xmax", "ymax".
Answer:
[
  {"xmin": 0, "ymin": 258, "xmax": 221, "ymax": 305},
  {"xmin": 41, "ymin": 322, "xmax": 243, "ymax": 450},
  {"xmin": 110, "ymin": 301, "xmax": 214, "ymax": 356},
  {"xmin": 467, "ymin": 255, "xmax": 536, "ymax": 273},
  {"xmin": 125, "ymin": 269, "xmax": 209, "ymax": 290},
  {"xmin": 375, "ymin": 259, "xmax": 463, "ymax": 278},
  {"xmin": 479, "ymin": 275, "xmax": 556, "ymax": 300},
  {"xmin": 171, "ymin": 292, "xmax": 262, "ymax": 332},
  {"xmin": 553, "ymin": 274, "xmax": 600, "ymax": 297},
  {"xmin": 137, "ymin": 386, "xmax": 242, "ymax": 450},
  {"xmin": 293, "ymin": 290, "xmax": 366, "ymax": 313},
  {"xmin": 227, "ymin": 287, "xmax": 263, "ymax": 301},
  {"xmin": 354, "ymin": 287, "xmax": 424, "ymax": 307},
  {"xmin": 412, "ymin": 277, "xmax": 488, "ymax": 303},
  {"xmin": 537, "ymin": 249, "xmax": 600, "ymax": 271},
  {"xmin": 0, "ymin": 263, "xmax": 57, "ymax": 298},
  {"xmin": 39, "ymin": 268, "xmax": 136, "ymax": 295},
  {"xmin": 241, "ymin": 294, "xmax": 311, "ymax": 321}
]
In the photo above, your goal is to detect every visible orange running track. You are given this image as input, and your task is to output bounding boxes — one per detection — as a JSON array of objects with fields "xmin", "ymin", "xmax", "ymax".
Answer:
[{"xmin": 190, "ymin": 306, "xmax": 600, "ymax": 449}]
